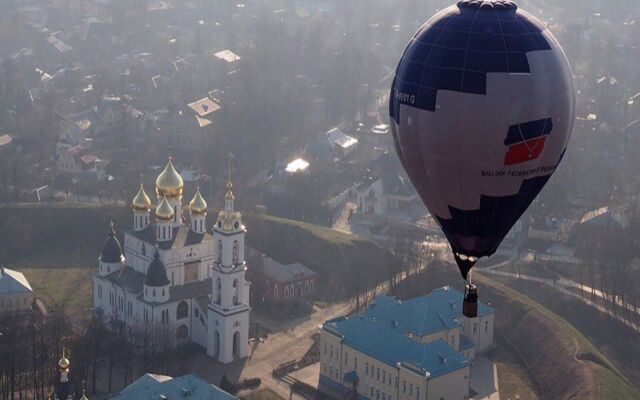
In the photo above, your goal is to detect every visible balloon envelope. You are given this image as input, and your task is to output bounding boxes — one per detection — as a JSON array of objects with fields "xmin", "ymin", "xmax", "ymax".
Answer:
[{"xmin": 390, "ymin": 0, "xmax": 575, "ymax": 278}]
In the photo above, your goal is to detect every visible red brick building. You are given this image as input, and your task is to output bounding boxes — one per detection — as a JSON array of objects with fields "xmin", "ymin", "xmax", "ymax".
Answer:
[{"xmin": 263, "ymin": 257, "xmax": 318, "ymax": 304}]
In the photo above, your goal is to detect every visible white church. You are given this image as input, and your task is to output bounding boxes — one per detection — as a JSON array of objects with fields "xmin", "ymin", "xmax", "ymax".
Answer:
[{"xmin": 91, "ymin": 158, "xmax": 250, "ymax": 363}]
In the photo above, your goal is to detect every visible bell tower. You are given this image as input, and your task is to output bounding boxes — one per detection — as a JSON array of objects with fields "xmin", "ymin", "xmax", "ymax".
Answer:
[{"xmin": 207, "ymin": 170, "xmax": 250, "ymax": 363}]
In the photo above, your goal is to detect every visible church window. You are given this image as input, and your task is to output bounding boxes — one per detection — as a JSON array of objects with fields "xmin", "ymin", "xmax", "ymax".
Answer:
[
  {"xmin": 162, "ymin": 289, "xmax": 165, "ymax": 296},
  {"xmin": 416, "ymin": 387, "xmax": 420, "ymax": 400},
  {"xmin": 284, "ymin": 287, "xmax": 289, "ymax": 298},
  {"xmin": 195, "ymin": 307, "xmax": 199, "ymax": 317},
  {"xmin": 107, "ymin": 265, "xmax": 111, "ymax": 273},
  {"xmin": 153, "ymin": 289, "xmax": 156, "ymax": 297},
  {"xmin": 217, "ymin": 240, "xmax": 222, "ymax": 263},
  {"xmin": 233, "ymin": 279, "xmax": 239, "ymax": 305},
  {"xmin": 233, "ymin": 241, "xmax": 239, "ymax": 264},
  {"xmin": 310, "ymin": 280, "xmax": 314, "ymax": 291},
  {"xmin": 216, "ymin": 278, "xmax": 222, "ymax": 304},
  {"xmin": 473, "ymin": 323, "xmax": 478, "ymax": 333},
  {"xmin": 171, "ymin": 271, "xmax": 175, "ymax": 285},
  {"xmin": 274, "ymin": 285, "xmax": 278, "ymax": 297},
  {"xmin": 142, "ymin": 242, "xmax": 146, "ymax": 256},
  {"xmin": 366, "ymin": 362, "xmax": 369, "ymax": 375},
  {"xmin": 409, "ymin": 384, "xmax": 413, "ymax": 395},
  {"xmin": 305, "ymin": 280, "xmax": 309, "ymax": 292},
  {"xmin": 485, "ymin": 320, "xmax": 489, "ymax": 333},
  {"xmin": 345, "ymin": 353, "xmax": 348, "ymax": 365},
  {"xmin": 177, "ymin": 301, "xmax": 188, "ymax": 319}
]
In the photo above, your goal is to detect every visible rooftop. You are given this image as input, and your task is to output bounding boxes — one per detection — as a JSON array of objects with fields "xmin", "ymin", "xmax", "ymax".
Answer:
[
  {"xmin": 126, "ymin": 224, "xmax": 212, "ymax": 250},
  {"xmin": 112, "ymin": 373, "xmax": 236, "ymax": 400},
  {"xmin": 357, "ymin": 286, "xmax": 494, "ymax": 337},
  {"xmin": 0, "ymin": 267, "xmax": 33, "ymax": 295},
  {"xmin": 323, "ymin": 316, "xmax": 469, "ymax": 378},
  {"xmin": 263, "ymin": 256, "xmax": 317, "ymax": 283},
  {"xmin": 327, "ymin": 127, "xmax": 358, "ymax": 150}
]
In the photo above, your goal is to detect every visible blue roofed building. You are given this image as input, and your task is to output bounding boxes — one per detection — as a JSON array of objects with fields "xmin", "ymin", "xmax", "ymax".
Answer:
[
  {"xmin": 111, "ymin": 373, "xmax": 237, "ymax": 400},
  {"xmin": 318, "ymin": 286, "xmax": 495, "ymax": 400}
]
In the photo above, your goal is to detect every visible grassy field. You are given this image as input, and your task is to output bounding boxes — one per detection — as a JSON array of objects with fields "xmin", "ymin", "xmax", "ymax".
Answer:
[
  {"xmin": 488, "ymin": 345, "xmax": 539, "ymax": 400},
  {"xmin": 477, "ymin": 274, "xmax": 640, "ymax": 400},
  {"xmin": 17, "ymin": 267, "xmax": 93, "ymax": 317}
]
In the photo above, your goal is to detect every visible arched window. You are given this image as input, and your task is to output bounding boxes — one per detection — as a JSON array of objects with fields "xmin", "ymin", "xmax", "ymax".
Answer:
[
  {"xmin": 177, "ymin": 301, "xmax": 188, "ymax": 319},
  {"xmin": 233, "ymin": 279, "xmax": 239, "ymax": 305},
  {"xmin": 216, "ymin": 278, "xmax": 222, "ymax": 304},
  {"xmin": 213, "ymin": 330, "xmax": 220, "ymax": 357},
  {"xmin": 176, "ymin": 325, "xmax": 188, "ymax": 339},
  {"xmin": 233, "ymin": 241, "xmax": 239, "ymax": 264},
  {"xmin": 217, "ymin": 240, "xmax": 222, "ymax": 263},
  {"xmin": 232, "ymin": 331, "xmax": 240, "ymax": 357},
  {"xmin": 274, "ymin": 285, "xmax": 278, "ymax": 297}
]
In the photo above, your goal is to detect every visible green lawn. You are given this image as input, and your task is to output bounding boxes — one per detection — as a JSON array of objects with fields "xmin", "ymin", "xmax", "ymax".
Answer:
[{"xmin": 17, "ymin": 267, "xmax": 93, "ymax": 317}]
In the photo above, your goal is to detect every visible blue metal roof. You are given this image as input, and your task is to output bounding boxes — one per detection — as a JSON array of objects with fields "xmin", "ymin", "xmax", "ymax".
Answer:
[
  {"xmin": 365, "ymin": 286, "xmax": 494, "ymax": 337},
  {"xmin": 323, "ymin": 316, "xmax": 469, "ymax": 378},
  {"xmin": 112, "ymin": 373, "xmax": 237, "ymax": 400}
]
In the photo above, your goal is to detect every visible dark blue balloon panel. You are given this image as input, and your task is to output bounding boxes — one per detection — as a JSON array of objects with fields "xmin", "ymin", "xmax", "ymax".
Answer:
[{"xmin": 390, "ymin": 0, "xmax": 551, "ymax": 122}]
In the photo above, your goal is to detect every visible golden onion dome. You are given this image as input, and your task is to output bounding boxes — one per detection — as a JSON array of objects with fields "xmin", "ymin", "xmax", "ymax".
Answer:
[
  {"xmin": 58, "ymin": 356, "xmax": 70, "ymax": 370},
  {"xmin": 155, "ymin": 158, "xmax": 184, "ymax": 198},
  {"xmin": 156, "ymin": 197, "xmax": 175, "ymax": 221},
  {"xmin": 132, "ymin": 184, "xmax": 152, "ymax": 211},
  {"xmin": 189, "ymin": 188, "xmax": 208, "ymax": 215}
]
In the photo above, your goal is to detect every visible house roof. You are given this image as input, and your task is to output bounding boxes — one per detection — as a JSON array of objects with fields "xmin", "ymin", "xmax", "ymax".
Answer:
[
  {"xmin": 214, "ymin": 49, "xmax": 241, "ymax": 63},
  {"xmin": 365, "ymin": 287, "xmax": 494, "ymax": 337},
  {"xmin": 382, "ymin": 173, "xmax": 415, "ymax": 198},
  {"xmin": 0, "ymin": 267, "xmax": 33, "ymax": 295},
  {"xmin": 113, "ymin": 373, "xmax": 236, "ymax": 400},
  {"xmin": 187, "ymin": 97, "xmax": 221, "ymax": 117},
  {"xmin": 263, "ymin": 257, "xmax": 317, "ymax": 283},
  {"xmin": 327, "ymin": 127, "xmax": 358, "ymax": 150},
  {"xmin": 103, "ymin": 266, "xmax": 145, "ymax": 294},
  {"xmin": 323, "ymin": 316, "xmax": 469, "ymax": 378}
]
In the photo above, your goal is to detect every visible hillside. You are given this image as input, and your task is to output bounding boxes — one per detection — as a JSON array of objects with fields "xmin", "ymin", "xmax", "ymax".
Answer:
[
  {"xmin": 0, "ymin": 203, "xmax": 391, "ymax": 309},
  {"xmin": 244, "ymin": 214, "xmax": 392, "ymax": 300},
  {"xmin": 391, "ymin": 264, "xmax": 640, "ymax": 400}
]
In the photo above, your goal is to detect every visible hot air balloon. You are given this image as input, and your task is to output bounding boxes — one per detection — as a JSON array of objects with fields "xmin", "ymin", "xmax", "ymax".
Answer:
[{"xmin": 389, "ymin": 0, "xmax": 575, "ymax": 317}]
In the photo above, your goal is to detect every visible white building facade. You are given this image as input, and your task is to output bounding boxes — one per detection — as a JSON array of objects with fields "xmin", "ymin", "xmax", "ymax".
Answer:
[
  {"xmin": 319, "ymin": 287, "xmax": 495, "ymax": 400},
  {"xmin": 91, "ymin": 159, "xmax": 250, "ymax": 364}
]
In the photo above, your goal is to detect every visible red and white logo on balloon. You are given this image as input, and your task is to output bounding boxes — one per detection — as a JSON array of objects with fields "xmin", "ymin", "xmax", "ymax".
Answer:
[{"xmin": 503, "ymin": 118, "xmax": 553, "ymax": 166}]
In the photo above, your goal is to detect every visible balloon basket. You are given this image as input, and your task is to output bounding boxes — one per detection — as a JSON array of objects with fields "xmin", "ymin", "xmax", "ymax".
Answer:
[{"xmin": 463, "ymin": 283, "xmax": 478, "ymax": 318}]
